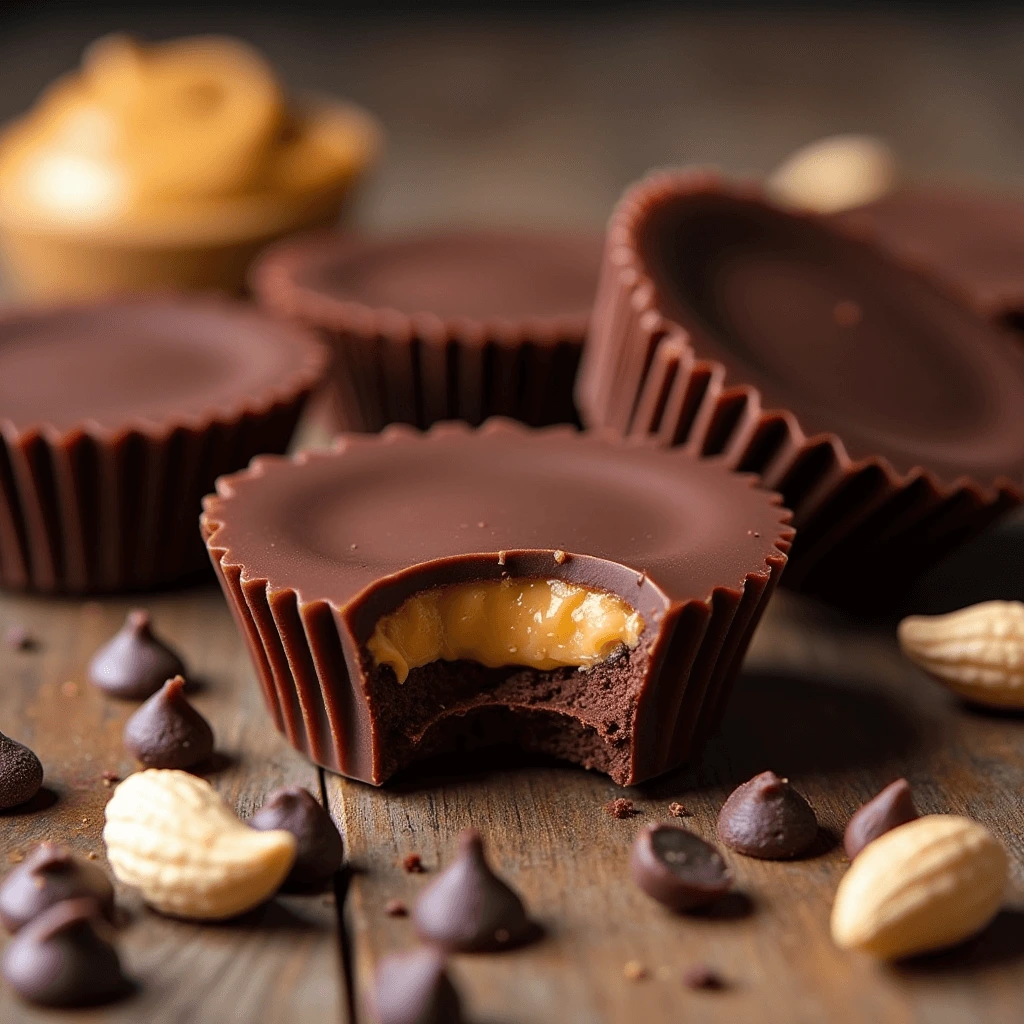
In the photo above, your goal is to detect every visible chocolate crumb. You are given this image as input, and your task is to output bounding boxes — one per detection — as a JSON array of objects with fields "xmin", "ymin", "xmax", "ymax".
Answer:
[
  {"xmin": 497, "ymin": 551, "xmax": 507, "ymax": 566},
  {"xmin": 668, "ymin": 802, "xmax": 690, "ymax": 818},
  {"xmin": 100, "ymin": 771, "xmax": 120, "ymax": 787},
  {"xmin": 623, "ymin": 960, "xmax": 649, "ymax": 982},
  {"xmin": 682, "ymin": 964, "xmax": 725, "ymax": 990},
  {"xmin": 5, "ymin": 626, "xmax": 36, "ymax": 652},
  {"xmin": 605, "ymin": 798, "xmax": 637, "ymax": 819},
  {"xmin": 553, "ymin": 549, "xmax": 566, "ymax": 564},
  {"xmin": 403, "ymin": 853, "xmax": 426, "ymax": 874},
  {"xmin": 385, "ymin": 899, "xmax": 409, "ymax": 917},
  {"xmin": 85, "ymin": 853, "xmax": 97, "ymax": 861}
]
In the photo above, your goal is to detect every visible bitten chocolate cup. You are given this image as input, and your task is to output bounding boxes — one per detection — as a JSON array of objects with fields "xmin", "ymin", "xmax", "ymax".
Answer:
[
  {"xmin": 578, "ymin": 171, "xmax": 1024, "ymax": 605},
  {"xmin": 0, "ymin": 296, "xmax": 327, "ymax": 594},
  {"xmin": 251, "ymin": 230, "xmax": 602, "ymax": 432},
  {"xmin": 202, "ymin": 419, "xmax": 792, "ymax": 785}
]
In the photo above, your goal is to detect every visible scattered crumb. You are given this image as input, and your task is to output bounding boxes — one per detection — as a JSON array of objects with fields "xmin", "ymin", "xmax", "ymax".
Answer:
[
  {"xmin": 682, "ymin": 964, "xmax": 725, "ymax": 991},
  {"xmin": 85, "ymin": 852, "xmax": 98, "ymax": 861},
  {"xmin": 61, "ymin": 680, "xmax": 81, "ymax": 698},
  {"xmin": 623, "ymin": 960, "xmax": 649, "ymax": 982},
  {"xmin": 101, "ymin": 770, "xmax": 120, "ymax": 787},
  {"xmin": 553, "ymin": 549, "xmax": 566, "ymax": 564},
  {"xmin": 402, "ymin": 853, "xmax": 426, "ymax": 874},
  {"xmin": 384, "ymin": 899, "xmax": 408, "ymax": 917},
  {"xmin": 605, "ymin": 798, "xmax": 637, "ymax": 820},
  {"xmin": 5, "ymin": 625, "xmax": 36, "ymax": 651},
  {"xmin": 497, "ymin": 551, "xmax": 507, "ymax": 566},
  {"xmin": 7, "ymin": 850, "xmax": 24, "ymax": 864},
  {"xmin": 668, "ymin": 802, "xmax": 691, "ymax": 818}
]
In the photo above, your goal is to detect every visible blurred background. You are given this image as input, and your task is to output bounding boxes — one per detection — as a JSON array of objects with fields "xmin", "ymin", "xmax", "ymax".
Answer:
[{"xmin": 3, "ymin": 0, "xmax": 1024, "ymax": 232}]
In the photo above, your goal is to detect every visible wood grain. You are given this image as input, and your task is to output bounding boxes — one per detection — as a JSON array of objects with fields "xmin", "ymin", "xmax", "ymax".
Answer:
[
  {"xmin": 327, "ymin": 590, "xmax": 1024, "ymax": 1024},
  {"xmin": 0, "ymin": 588, "xmax": 347, "ymax": 1024}
]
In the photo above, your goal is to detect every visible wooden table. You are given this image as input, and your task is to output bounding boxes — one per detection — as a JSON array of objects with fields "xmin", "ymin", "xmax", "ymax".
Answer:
[{"xmin": 3, "ymin": 6, "xmax": 1024, "ymax": 1023}]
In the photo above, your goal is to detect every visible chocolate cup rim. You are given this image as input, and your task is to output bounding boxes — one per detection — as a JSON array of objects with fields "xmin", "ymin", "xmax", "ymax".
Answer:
[
  {"xmin": 581, "ymin": 167, "xmax": 1024, "ymax": 503},
  {"xmin": 201, "ymin": 417, "xmax": 796, "ymax": 616},
  {"xmin": 0, "ymin": 293, "xmax": 330, "ymax": 444},
  {"xmin": 250, "ymin": 228, "xmax": 596, "ymax": 348}
]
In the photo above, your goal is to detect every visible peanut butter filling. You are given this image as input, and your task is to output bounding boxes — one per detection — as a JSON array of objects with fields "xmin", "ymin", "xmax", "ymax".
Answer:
[
  {"xmin": 0, "ymin": 34, "xmax": 378, "ymax": 237},
  {"xmin": 367, "ymin": 578, "xmax": 645, "ymax": 684}
]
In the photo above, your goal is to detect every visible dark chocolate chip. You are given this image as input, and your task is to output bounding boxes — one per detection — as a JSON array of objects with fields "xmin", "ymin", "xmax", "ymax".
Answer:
[
  {"xmin": 844, "ymin": 779, "xmax": 918, "ymax": 860},
  {"xmin": 413, "ymin": 829, "xmax": 533, "ymax": 953},
  {"xmin": 0, "ymin": 730, "xmax": 44, "ymax": 810},
  {"xmin": 716, "ymin": 771, "xmax": 818, "ymax": 859},
  {"xmin": 682, "ymin": 963, "xmax": 725, "ymax": 990},
  {"xmin": 0, "ymin": 843, "xmax": 115, "ymax": 933},
  {"xmin": 1, "ymin": 897, "xmax": 131, "ymax": 1007},
  {"xmin": 4, "ymin": 626, "xmax": 35, "ymax": 651},
  {"xmin": 89, "ymin": 609, "xmax": 186, "ymax": 700},
  {"xmin": 122, "ymin": 675, "xmax": 214, "ymax": 770},
  {"xmin": 371, "ymin": 947, "xmax": 463, "ymax": 1024},
  {"xmin": 249, "ymin": 786, "xmax": 342, "ymax": 890},
  {"xmin": 630, "ymin": 823, "xmax": 732, "ymax": 912}
]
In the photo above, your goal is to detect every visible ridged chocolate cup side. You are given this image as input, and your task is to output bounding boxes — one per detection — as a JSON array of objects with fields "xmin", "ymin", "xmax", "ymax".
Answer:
[
  {"xmin": 0, "ymin": 299, "xmax": 328, "ymax": 595},
  {"xmin": 201, "ymin": 424, "xmax": 793, "ymax": 786},
  {"xmin": 251, "ymin": 232, "xmax": 593, "ymax": 432},
  {"xmin": 577, "ymin": 171, "xmax": 1023, "ymax": 606}
]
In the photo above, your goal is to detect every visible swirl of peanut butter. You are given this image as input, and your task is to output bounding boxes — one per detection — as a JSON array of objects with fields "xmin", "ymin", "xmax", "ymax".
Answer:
[{"xmin": 0, "ymin": 34, "xmax": 379, "ymax": 238}]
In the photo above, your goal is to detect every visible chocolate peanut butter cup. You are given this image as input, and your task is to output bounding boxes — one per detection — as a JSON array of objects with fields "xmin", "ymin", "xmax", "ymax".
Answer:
[
  {"xmin": 251, "ymin": 230, "xmax": 601, "ymax": 431},
  {"xmin": 578, "ymin": 171, "xmax": 1024, "ymax": 603},
  {"xmin": 202, "ymin": 419, "xmax": 792, "ymax": 785},
  {"xmin": 0, "ymin": 296, "xmax": 326, "ymax": 593},
  {"xmin": 833, "ymin": 184, "xmax": 1024, "ymax": 326}
]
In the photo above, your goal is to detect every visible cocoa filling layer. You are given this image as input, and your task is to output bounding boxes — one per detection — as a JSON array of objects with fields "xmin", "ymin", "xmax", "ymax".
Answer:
[{"xmin": 363, "ymin": 630, "xmax": 656, "ymax": 784}]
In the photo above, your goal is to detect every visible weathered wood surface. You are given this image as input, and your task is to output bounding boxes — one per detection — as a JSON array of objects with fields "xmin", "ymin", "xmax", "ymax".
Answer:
[
  {"xmin": 3, "ymin": 6, "xmax": 1024, "ymax": 1023},
  {"xmin": 0, "ymin": 589, "xmax": 346, "ymax": 1023}
]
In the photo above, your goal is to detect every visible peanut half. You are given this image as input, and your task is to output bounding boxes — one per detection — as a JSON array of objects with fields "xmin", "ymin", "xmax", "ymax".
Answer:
[
  {"xmin": 103, "ymin": 769, "xmax": 296, "ymax": 920},
  {"xmin": 767, "ymin": 134, "xmax": 899, "ymax": 214},
  {"xmin": 831, "ymin": 815, "xmax": 1006, "ymax": 960},
  {"xmin": 898, "ymin": 600, "xmax": 1024, "ymax": 708}
]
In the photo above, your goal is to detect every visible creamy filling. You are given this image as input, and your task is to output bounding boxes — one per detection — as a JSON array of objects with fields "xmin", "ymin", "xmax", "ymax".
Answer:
[{"xmin": 367, "ymin": 578, "xmax": 644, "ymax": 684}]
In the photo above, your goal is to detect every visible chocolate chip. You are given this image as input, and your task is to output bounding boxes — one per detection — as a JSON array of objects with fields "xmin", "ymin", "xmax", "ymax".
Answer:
[
  {"xmin": 402, "ymin": 853, "xmax": 425, "ymax": 874},
  {"xmin": 682, "ymin": 963, "xmax": 725, "ymax": 990},
  {"xmin": 371, "ymin": 948, "xmax": 463, "ymax": 1024},
  {"xmin": 413, "ymin": 829, "xmax": 533, "ymax": 953},
  {"xmin": 249, "ymin": 786, "xmax": 342, "ymax": 890},
  {"xmin": 630, "ymin": 823, "xmax": 732, "ymax": 912},
  {"xmin": 716, "ymin": 771, "xmax": 818, "ymax": 859},
  {"xmin": 122, "ymin": 675, "xmax": 214, "ymax": 770},
  {"xmin": 1, "ymin": 897, "xmax": 131, "ymax": 1007},
  {"xmin": 844, "ymin": 779, "xmax": 918, "ymax": 860},
  {"xmin": 0, "ymin": 730, "xmax": 43, "ymax": 810},
  {"xmin": 0, "ymin": 844, "xmax": 115, "ymax": 933},
  {"xmin": 89, "ymin": 609, "xmax": 186, "ymax": 700},
  {"xmin": 4, "ymin": 626, "xmax": 36, "ymax": 651},
  {"xmin": 605, "ymin": 797, "xmax": 637, "ymax": 819}
]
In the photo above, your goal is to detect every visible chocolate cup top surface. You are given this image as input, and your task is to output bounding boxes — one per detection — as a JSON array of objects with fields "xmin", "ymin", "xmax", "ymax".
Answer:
[
  {"xmin": 0, "ymin": 295, "xmax": 327, "ymax": 437},
  {"xmin": 252, "ymin": 229, "xmax": 603, "ymax": 342},
  {"xmin": 203, "ymin": 419, "xmax": 793, "ymax": 635},
  {"xmin": 833, "ymin": 184, "xmax": 1024, "ymax": 322},
  {"xmin": 607, "ymin": 172, "xmax": 1024, "ymax": 487}
]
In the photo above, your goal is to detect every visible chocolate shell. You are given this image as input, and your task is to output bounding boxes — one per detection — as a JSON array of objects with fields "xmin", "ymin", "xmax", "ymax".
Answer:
[
  {"xmin": 0, "ymin": 296, "xmax": 326, "ymax": 594},
  {"xmin": 202, "ymin": 420, "xmax": 792, "ymax": 786},
  {"xmin": 578, "ymin": 171, "xmax": 1024, "ymax": 605},
  {"xmin": 834, "ymin": 184, "xmax": 1024, "ymax": 324},
  {"xmin": 252, "ymin": 230, "xmax": 601, "ymax": 431}
]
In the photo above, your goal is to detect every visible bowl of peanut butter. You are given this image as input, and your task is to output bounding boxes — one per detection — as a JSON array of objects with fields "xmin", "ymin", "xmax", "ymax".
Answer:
[{"xmin": 0, "ymin": 33, "xmax": 382, "ymax": 299}]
